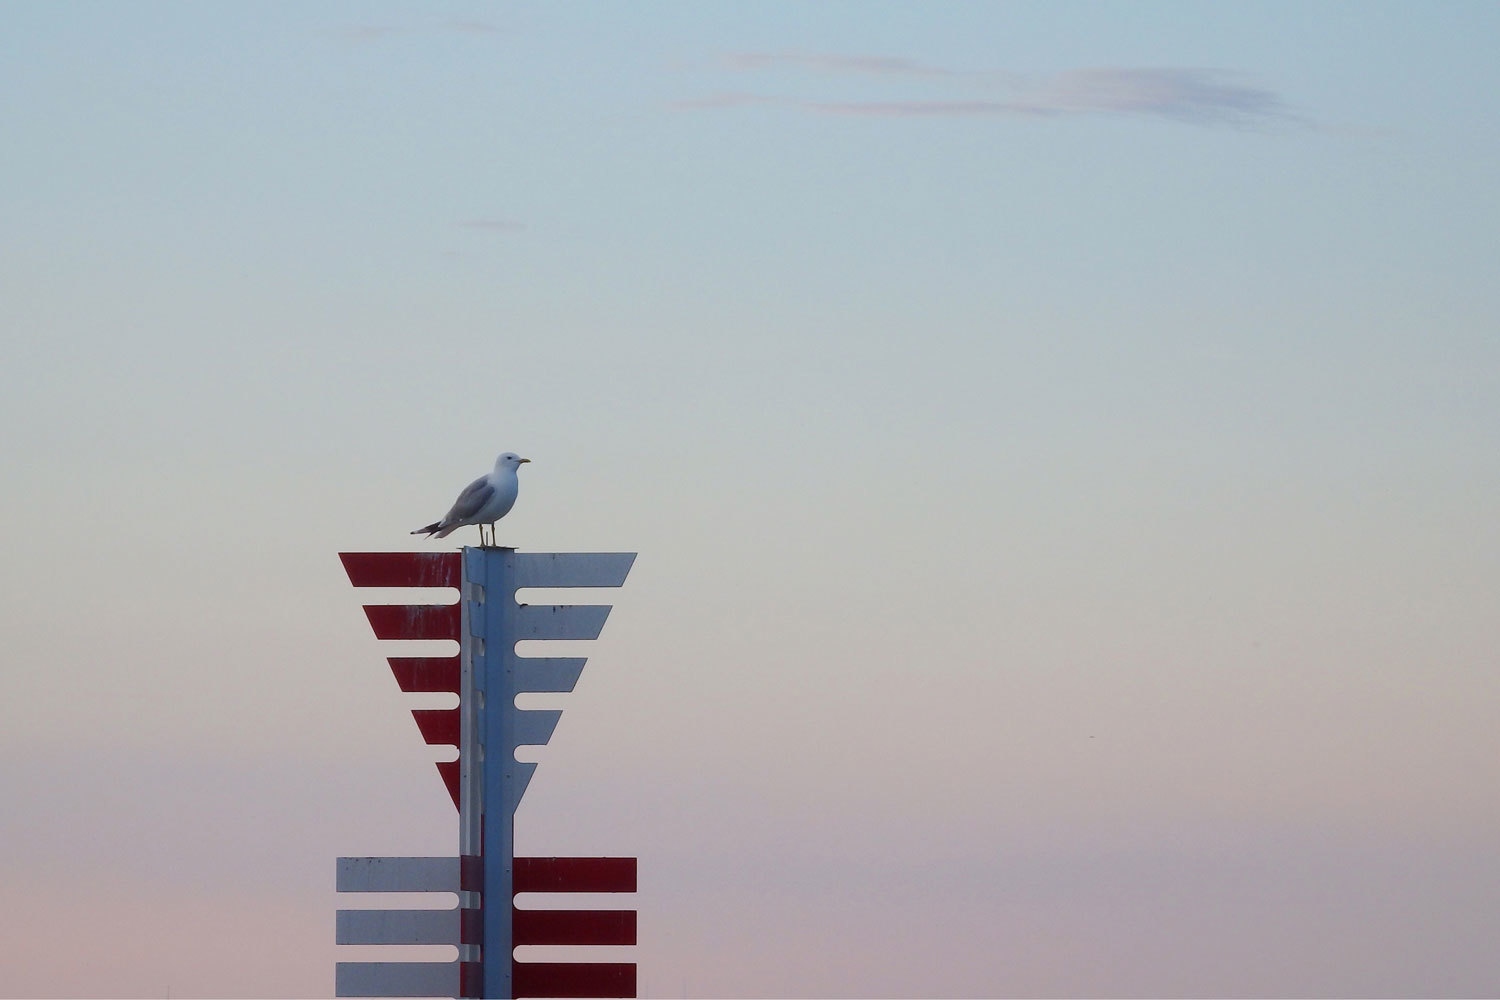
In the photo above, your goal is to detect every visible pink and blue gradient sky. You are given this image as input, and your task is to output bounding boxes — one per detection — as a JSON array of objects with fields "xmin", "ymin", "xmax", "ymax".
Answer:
[{"xmin": 3, "ymin": 2, "xmax": 1499, "ymax": 996}]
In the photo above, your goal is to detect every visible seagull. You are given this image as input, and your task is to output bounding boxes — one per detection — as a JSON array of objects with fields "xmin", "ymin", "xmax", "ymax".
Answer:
[{"xmin": 412, "ymin": 452, "xmax": 530, "ymax": 547}]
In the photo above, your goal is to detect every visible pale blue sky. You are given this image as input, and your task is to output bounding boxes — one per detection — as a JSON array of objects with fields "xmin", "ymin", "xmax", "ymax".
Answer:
[{"xmin": 2, "ymin": 3, "xmax": 1498, "ymax": 997}]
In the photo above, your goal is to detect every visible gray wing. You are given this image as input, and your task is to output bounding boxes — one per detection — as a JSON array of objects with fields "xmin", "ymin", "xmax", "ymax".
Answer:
[{"xmin": 444, "ymin": 476, "xmax": 495, "ymax": 523}]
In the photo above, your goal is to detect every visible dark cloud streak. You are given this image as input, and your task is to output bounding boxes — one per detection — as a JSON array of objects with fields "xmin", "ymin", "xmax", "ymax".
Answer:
[{"xmin": 689, "ymin": 56, "xmax": 1302, "ymax": 128}]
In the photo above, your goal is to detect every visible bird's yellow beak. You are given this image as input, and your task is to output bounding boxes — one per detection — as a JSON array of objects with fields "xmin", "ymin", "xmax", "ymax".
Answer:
[{"xmin": 519, "ymin": 458, "xmax": 531, "ymax": 463}]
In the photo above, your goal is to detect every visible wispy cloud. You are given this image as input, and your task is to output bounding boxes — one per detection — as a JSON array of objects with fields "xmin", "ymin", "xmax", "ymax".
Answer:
[
  {"xmin": 460, "ymin": 218, "xmax": 526, "ymax": 233},
  {"xmin": 717, "ymin": 52, "xmax": 960, "ymax": 78},
  {"xmin": 683, "ymin": 56, "xmax": 1302, "ymax": 129},
  {"xmin": 447, "ymin": 20, "xmax": 505, "ymax": 36},
  {"xmin": 333, "ymin": 24, "xmax": 406, "ymax": 42},
  {"xmin": 333, "ymin": 20, "xmax": 507, "ymax": 43},
  {"xmin": 676, "ymin": 92, "xmax": 784, "ymax": 111},
  {"xmin": 1018, "ymin": 68, "xmax": 1294, "ymax": 125}
]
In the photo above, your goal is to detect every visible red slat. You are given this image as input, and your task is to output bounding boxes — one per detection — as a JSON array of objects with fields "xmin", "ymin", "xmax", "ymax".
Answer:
[
  {"xmin": 513, "ymin": 908, "xmax": 635, "ymax": 946},
  {"xmin": 459, "ymin": 960, "xmax": 482, "ymax": 999},
  {"xmin": 512, "ymin": 961, "xmax": 635, "ymax": 999},
  {"xmin": 514, "ymin": 857, "xmax": 637, "ymax": 894},
  {"xmin": 387, "ymin": 656, "xmax": 460, "ymax": 693},
  {"xmin": 460, "ymin": 854, "xmax": 484, "ymax": 891},
  {"xmin": 413, "ymin": 708, "xmax": 459, "ymax": 746},
  {"xmin": 340, "ymin": 551, "xmax": 461, "ymax": 588},
  {"xmin": 436, "ymin": 760, "xmax": 460, "ymax": 810},
  {"xmin": 362, "ymin": 603, "xmax": 460, "ymax": 640},
  {"xmin": 461, "ymin": 906, "xmax": 483, "ymax": 945}
]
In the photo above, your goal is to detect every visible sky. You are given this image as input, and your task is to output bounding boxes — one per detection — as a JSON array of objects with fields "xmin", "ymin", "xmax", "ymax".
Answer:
[{"xmin": 2, "ymin": 1, "xmax": 1499, "ymax": 997}]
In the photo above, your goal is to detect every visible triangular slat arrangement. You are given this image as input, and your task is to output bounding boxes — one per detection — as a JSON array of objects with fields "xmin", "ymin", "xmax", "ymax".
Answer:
[{"xmin": 340, "ymin": 552, "xmax": 463, "ymax": 807}]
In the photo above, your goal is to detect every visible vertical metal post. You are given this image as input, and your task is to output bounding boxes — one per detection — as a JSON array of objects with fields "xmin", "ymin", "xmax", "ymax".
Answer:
[
  {"xmin": 464, "ymin": 547, "xmax": 514, "ymax": 1000},
  {"xmin": 459, "ymin": 551, "xmax": 487, "ymax": 997}
]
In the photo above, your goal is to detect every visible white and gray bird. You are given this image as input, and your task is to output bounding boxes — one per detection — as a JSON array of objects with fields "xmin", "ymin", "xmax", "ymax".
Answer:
[{"xmin": 412, "ymin": 452, "xmax": 531, "ymax": 546}]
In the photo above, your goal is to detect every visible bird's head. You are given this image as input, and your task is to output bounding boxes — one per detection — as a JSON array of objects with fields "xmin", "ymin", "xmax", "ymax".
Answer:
[{"xmin": 497, "ymin": 452, "xmax": 531, "ymax": 469}]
